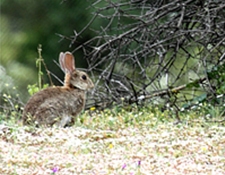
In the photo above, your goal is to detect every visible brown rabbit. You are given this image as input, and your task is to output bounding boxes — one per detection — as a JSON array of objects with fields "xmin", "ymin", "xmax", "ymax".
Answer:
[{"xmin": 22, "ymin": 51, "xmax": 94, "ymax": 127}]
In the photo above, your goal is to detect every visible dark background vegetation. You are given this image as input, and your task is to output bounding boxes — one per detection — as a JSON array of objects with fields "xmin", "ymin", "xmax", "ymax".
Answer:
[
  {"xmin": 1, "ymin": 1, "xmax": 95, "ymax": 99},
  {"xmin": 1, "ymin": 0, "xmax": 224, "ymax": 117}
]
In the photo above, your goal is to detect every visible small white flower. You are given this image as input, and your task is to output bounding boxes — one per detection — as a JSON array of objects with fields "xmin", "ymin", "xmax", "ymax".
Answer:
[{"xmin": 138, "ymin": 95, "xmax": 145, "ymax": 100}]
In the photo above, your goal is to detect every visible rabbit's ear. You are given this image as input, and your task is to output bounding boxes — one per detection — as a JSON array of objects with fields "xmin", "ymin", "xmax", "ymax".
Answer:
[
  {"xmin": 59, "ymin": 52, "xmax": 66, "ymax": 72},
  {"xmin": 59, "ymin": 52, "xmax": 75, "ymax": 74},
  {"xmin": 63, "ymin": 52, "xmax": 76, "ymax": 74}
]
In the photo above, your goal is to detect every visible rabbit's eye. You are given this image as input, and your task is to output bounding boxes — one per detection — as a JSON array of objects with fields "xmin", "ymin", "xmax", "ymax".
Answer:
[{"xmin": 82, "ymin": 75, "xmax": 87, "ymax": 80}]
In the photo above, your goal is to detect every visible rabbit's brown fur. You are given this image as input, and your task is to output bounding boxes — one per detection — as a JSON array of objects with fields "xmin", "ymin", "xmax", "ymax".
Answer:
[{"xmin": 22, "ymin": 51, "xmax": 94, "ymax": 127}]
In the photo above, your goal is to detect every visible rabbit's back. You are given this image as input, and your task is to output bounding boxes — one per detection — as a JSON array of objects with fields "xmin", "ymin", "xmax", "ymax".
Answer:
[{"xmin": 22, "ymin": 86, "xmax": 85, "ymax": 126}]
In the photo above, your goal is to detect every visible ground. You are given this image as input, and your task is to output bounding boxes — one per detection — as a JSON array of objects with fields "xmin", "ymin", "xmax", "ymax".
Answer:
[{"xmin": 0, "ymin": 108, "xmax": 225, "ymax": 175}]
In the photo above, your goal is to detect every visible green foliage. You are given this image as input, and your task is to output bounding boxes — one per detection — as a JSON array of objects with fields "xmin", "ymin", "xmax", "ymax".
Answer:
[
  {"xmin": 1, "ymin": 0, "xmax": 95, "ymax": 64},
  {"xmin": 207, "ymin": 63, "xmax": 225, "ymax": 95},
  {"xmin": 0, "ymin": 89, "xmax": 22, "ymax": 124},
  {"xmin": 0, "ymin": 15, "xmax": 36, "ymax": 100},
  {"xmin": 75, "ymin": 104, "xmax": 224, "ymax": 131},
  {"xmin": 0, "ymin": 46, "xmax": 50, "ymax": 121},
  {"xmin": 27, "ymin": 83, "xmax": 49, "ymax": 96},
  {"xmin": 1, "ymin": 0, "xmax": 96, "ymax": 101},
  {"xmin": 183, "ymin": 62, "xmax": 225, "ymax": 108},
  {"xmin": 26, "ymin": 45, "xmax": 50, "ymax": 96}
]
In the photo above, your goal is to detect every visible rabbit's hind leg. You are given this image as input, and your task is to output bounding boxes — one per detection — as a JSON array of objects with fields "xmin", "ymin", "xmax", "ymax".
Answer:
[{"xmin": 55, "ymin": 114, "xmax": 72, "ymax": 127}]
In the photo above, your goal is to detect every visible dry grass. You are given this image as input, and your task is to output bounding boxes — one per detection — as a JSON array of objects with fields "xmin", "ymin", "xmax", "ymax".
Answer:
[{"xmin": 0, "ymin": 107, "xmax": 225, "ymax": 175}]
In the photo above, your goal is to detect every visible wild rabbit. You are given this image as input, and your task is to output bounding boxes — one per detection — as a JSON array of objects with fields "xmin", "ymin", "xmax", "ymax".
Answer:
[{"xmin": 22, "ymin": 51, "xmax": 94, "ymax": 127}]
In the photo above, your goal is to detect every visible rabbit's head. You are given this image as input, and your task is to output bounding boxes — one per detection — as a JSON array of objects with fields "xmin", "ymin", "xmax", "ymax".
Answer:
[{"xmin": 59, "ymin": 52, "xmax": 94, "ymax": 90}]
